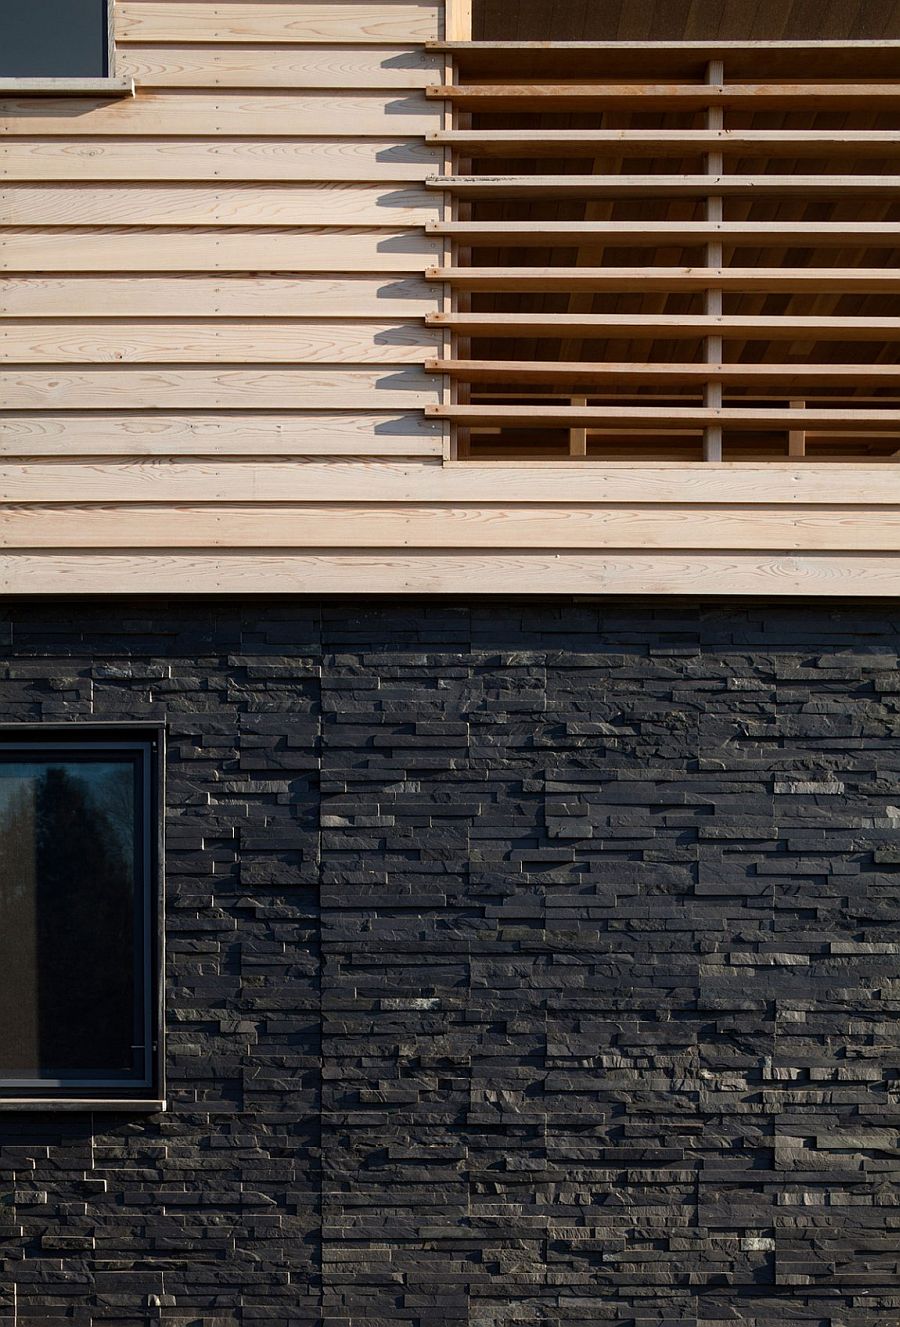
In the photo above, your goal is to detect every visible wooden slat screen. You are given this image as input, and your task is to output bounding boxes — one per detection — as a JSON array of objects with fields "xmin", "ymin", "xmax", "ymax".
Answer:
[{"xmin": 425, "ymin": 41, "xmax": 900, "ymax": 462}]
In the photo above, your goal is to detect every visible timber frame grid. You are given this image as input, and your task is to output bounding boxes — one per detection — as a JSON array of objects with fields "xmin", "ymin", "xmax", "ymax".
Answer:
[{"xmin": 427, "ymin": 4, "xmax": 900, "ymax": 464}]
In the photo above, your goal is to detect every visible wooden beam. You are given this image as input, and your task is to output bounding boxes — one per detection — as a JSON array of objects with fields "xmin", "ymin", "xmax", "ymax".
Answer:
[
  {"xmin": 430, "ymin": 174, "xmax": 900, "ymax": 197},
  {"xmin": 428, "ymin": 313, "xmax": 900, "ymax": 340},
  {"xmin": 426, "ymin": 360, "xmax": 900, "ymax": 387},
  {"xmin": 426, "ymin": 221, "xmax": 900, "ymax": 246},
  {"xmin": 427, "ymin": 82, "xmax": 900, "ymax": 109},
  {"xmin": 428, "ymin": 268, "xmax": 900, "ymax": 293},
  {"xmin": 444, "ymin": 0, "xmax": 472, "ymax": 41},
  {"xmin": 428, "ymin": 129, "xmax": 900, "ymax": 157},
  {"xmin": 427, "ymin": 405, "xmax": 900, "ymax": 432}
]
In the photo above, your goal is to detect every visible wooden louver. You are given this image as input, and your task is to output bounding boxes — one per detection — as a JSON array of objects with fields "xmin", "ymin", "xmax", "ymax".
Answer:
[{"xmin": 423, "ymin": 41, "xmax": 900, "ymax": 462}]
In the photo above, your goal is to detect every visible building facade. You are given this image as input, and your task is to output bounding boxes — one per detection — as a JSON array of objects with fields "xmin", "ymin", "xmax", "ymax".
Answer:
[{"xmin": 0, "ymin": 1, "xmax": 899, "ymax": 1323}]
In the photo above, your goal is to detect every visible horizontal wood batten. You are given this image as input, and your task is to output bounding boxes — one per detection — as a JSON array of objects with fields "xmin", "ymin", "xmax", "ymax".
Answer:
[
  {"xmin": 428, "ymin": 82, "xmax": 900, "ymax": 109},
  {"xmin": 428, "ymin": 360, "xmax": 900, "ymax": 387},
  {"xmin": 429, "ymin": 406, "xmax": 900, "ymax": 432},
  {"xmin": 429, "ymin": 313, "xmax": 900, "ymax": 340},
  {"xmin": 3, "ymin": 504, "xmax": 900, "ymax": 551},
  {"xmin": 0, "ymin": 463, "xmax": 897, "ymax": 505},
  {"xmin": 0, "ymin": 185, "xmax": 438, "ymax": 227},
  {"xmin": 0, "ymin": 368, "xmax": 439, "ymax": 411},
  {"xmin": 0, "ymin": 413, "xmax": 442, "ymax": 457},
  {"xmin": 0, "ymin": 93, "xmax": 442, "ymax": 137},
  {"xmin": 429, "ymin": 267, "xmax": 900, "ymax": 293},
  {"xmin": 428, "ymin": 129, "xmax": 900, "ymax": 157},
  {"xmin": 0, "ymin": 228, "xmax": 443, "ymax": 273},
  {"xmin": 432, "ymin": 174, "xmax": 900, "ymax": 197},
  {"xmin": 116, "ymin": 3, "xmax": 442, "ymax": 45},
  {"xmin": 2, "ymin": 552, "xmax": 898, "ymax": 596},
  {"xmin": 0, "ymin": 277, "xmax": 437, "ymax": 319},
  {"xmin": 426, "ymin": 221, "xmax": 900, "ymax": 246},
  {"xmin": 118, "ymin": 45, "xmax": 443, "ymax": 89},
  {"xmin": 0, "ymin": 139, "xmax": 442, "ymax": 184},
  {"xmin": 0, "ymin": 320, "xmax": 439, "ymax": 365}
]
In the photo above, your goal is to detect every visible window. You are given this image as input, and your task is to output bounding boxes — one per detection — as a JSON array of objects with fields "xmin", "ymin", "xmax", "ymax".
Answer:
[
  {"xmin": 0, "ymin": 0, "xmax": 112, "ymax": 78},
  {"xmin": 0, "ymin": 727, "xmax": 163, "ymax": 1105}
]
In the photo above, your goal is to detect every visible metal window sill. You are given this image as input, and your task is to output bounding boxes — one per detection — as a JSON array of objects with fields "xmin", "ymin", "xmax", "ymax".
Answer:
[
  {"xmin": 0, "ymin": 1098, "xmax": 166, "ymax": 1112},
  {"xmin": 0, "ymin": 77, "xmax": 134, "ymax": 97}
]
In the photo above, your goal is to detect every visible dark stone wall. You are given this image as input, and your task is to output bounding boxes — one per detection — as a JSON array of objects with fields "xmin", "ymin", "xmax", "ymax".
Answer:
[{"xmin": 1, "ymin": 597, "xmax": 899, "ymax": 1326}]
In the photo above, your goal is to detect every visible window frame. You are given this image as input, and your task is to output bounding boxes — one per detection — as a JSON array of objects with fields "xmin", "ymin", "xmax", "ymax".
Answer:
[
  {"xmin": 0, "ymin": 0, "xmax": 134, "ymax": 98},
  {"xmin": 0, "ymin": 722, "xmax": 165, "ymax": 1112}
]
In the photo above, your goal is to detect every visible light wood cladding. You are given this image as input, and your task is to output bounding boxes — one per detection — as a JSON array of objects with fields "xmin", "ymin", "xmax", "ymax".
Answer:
[
  {"xmin": 0, "ymin": 5, "xmax": 445, "ymax": 477},
  {"xmin": 117, "ymin": 3, "xmax": 442, "ymax": 44},
  {"xmin": 2, "ymin": 0, "xmax": 898, "ymax": 594}
]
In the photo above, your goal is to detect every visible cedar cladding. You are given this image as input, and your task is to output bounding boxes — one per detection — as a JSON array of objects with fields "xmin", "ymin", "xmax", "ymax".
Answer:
[{"xmin": 1, "ymin": 0, "xmax": 900, "ymax": 592}]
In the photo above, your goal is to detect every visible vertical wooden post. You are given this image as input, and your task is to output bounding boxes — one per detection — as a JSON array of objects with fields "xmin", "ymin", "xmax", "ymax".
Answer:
[
  {"xmin": 704, "ymin": 60, "xmax": 724, "ymax": 463},
  {"xmin": 789, "ymin": 400, "xmax": 807, "ymax": 457},
  {"xmin": 569, "ymin": 397, "xmax": 588, "ymax": 457},
  {"xmin": 445, "ymin": 0, "xmax": 473, "ymax": 41}
]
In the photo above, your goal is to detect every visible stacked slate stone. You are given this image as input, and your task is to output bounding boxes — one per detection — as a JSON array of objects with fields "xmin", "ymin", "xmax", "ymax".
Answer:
[{"xmin": 0, "ymin": 598, "xmax": 898, "ymax": 1326}]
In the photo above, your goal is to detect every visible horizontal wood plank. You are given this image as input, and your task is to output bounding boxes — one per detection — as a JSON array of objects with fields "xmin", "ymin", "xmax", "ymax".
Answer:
[
  {"xmin": 429, "ymin": 128, "xmax": 900, "ymax": 157},
  {"xmin": 0, "ymin": 185, "xmax": 439, "ymax": 226},
  {"xmin": 0, "ymin": 461, "xmax": 898, "ymax": 504},
  {"xmin": 430, "ymin": 267, "xmax": 900, "ymax": 293},
  {"xmin": 0, "ymin": 276, "xmax": 437, "ymax": 318},
  {"xmin": 0, "ymin": 93, "xmax": 441, "ymax": 137},
  {"xmin": 0, "ymin": 368, "xmax": 438, "ymax": 410},
  {"xmin": 427, "ymin": 221, "xmax": 900, "ymax": 247},
  {"xmin": 117, "ymin": 3, "xmax": 442, "ymax": 45},
  {"xmin": 429, "ymin": 360, "xmax": 900, "ymax": 387},
  {"xmin": 0, "ymin": 320, "xmax": 440, "ymax": 365},
  {"xmin": 0, "ymin": 228, "xmax": 443, "ymax": 273},
  {"xmin": 429, "ymin": 405, "xmax": 900, "ymax": 432},
  {"xmin": 433, "ymin": 173, "xmax": 900, "ymax": 197},
  {"xmin": 0, "ymin": 413, "xmax": 443, "ymax": 457},
  {"xmin": 119, "ymin": 44, "xmax": 443, "ymax": 88},
  {"xmin": 429, "ymin": 313, "xmax": 900, "ymax": 340},
  {"xmin": 1, "ymin": 503, "xmax": 898, "ymax": 550},
  {"xmin": 428, "ymin": 81, "xmax": 900, "ymax": 109},
  {"xmin": 1, "ymin": 552, "xmax": 897, "ymax": 595},
  {"xmin": 0, "ymin": 139, "xmax": 441, "ymax": 183}
]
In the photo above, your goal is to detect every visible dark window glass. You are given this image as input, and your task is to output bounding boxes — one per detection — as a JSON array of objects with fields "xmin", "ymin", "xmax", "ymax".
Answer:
[
  {"xmin": 0, "ymin": 739, "xmax": 155, "ymax": 1092},
  {"xmin": 0, "ymin": 0, "xmax": 109, "ymax": 78}
]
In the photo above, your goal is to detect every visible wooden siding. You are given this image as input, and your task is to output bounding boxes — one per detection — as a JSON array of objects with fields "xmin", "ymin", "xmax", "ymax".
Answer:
[{"xmin": 1, "ymin": 0, "xmax": 898, "ymax": 594}]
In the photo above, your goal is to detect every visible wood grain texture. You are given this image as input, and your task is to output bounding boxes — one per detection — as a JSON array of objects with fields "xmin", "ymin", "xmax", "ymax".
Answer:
[
  {"xmin": 116, "ymin": 3, "xmax": 442, "ymax": 45},
  {"xmin": 0, "ymin": 139, "xmax": 442, "ymax": 183},
  {"xmin": 0, "ymin": 414, "xmax": 443, "ymax": 457},
  {"xmin": 0, "ymin": 504, "xmax": 897, "ymax": 550},
  {"xmin": 1, "ymin": 552, "xmax": 896, "ymax": 595},
  {"xmin": 0, "ymin": 228, "xmax": 443, "ymax": 272},
  {"xmin": 431, "ymin": 405, "xmax": 900, "ymax": 432},
  {"xmin": 0, "ymin": 320, "xmax": 440, "ymax": 364},
  {"xmin": 0, "ymin": 461, "xmax": 896, "ymax": 504},
  {"xmin": 0, "ymin": 368, "xmax": 438, "ymax": 410},
  {"xmin": 0, "ymin": 277, "xmax": 437, "ymax": 318},
  {"xmin": 0, "ymin": 93, "xmax": 442, "ymax": 137},
  {"xmin": 434, "ymin": 173, "xmax": 900, "ymax": 197},
  {"xmin": 118, "ymin": 44, "xmax": 443, "ymax": 88},
  {"xmin": 429, "ymin": 220, "xmax": 900, "ymax": 246},
  {"xmin": 430, "ymin": 81, "xmax": 900, "ymax": 108},
  {"xmin": 0, "ymin": 184, "xmax": 439, "ymax": 226}
]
